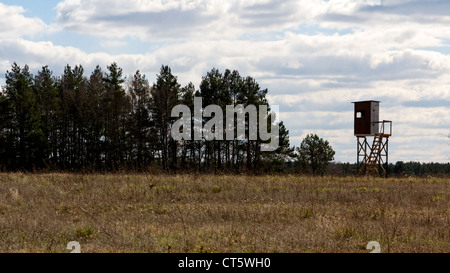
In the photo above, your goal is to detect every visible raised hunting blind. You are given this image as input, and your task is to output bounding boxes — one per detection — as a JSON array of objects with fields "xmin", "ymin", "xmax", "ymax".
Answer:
[{"xmin": 352, "ymin": 101, "xmax": 392, "ymax": 177}]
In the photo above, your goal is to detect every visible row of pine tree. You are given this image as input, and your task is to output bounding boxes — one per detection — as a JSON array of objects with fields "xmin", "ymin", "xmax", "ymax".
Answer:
[{"xmin": 0, "ymin": 63, "xmax": 293, "ymax": 172}]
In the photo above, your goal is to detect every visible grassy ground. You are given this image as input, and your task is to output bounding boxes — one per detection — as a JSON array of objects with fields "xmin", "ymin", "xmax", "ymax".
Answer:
[{"xmin": 0, "ymin": 173, "xmax": 448, "ymax": 253}]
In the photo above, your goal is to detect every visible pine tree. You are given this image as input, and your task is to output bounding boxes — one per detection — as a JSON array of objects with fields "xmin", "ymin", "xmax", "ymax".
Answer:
[
  {"xmin": 5, "ymin": 63, "xmax": 45, "ymax": 170},
  {"xmin": 103, "ymin": 62, "xmax": 128, "ymax": 170},
  {"xmin": 86, "ymin": 65, "xmax": 107, "ymax": 170},
  {"xmin": 33, "ymin": 66, "xmax": 60, "ymax": 167},
  {"xmin": 59, "ymin": 64, "xmax": 88, "ymax": 169},
  {"xmin": 0, "ymin": 89, "xmax": 11, "ymax": 170},
  {"xmin": 238, "ymin": 76, "xmax": 268, "ymax": 171},
  {"xmin": 150, "ymin": 65, "xmax": 181, "ymax": 171},
  {"xmin": 129, "ymin": 70, "xmax": 153, "ymax": 170},
  {"xmin": 179, "ymin": 82, "xmax": 196, "ymax": 170},
  {"xmin": 199, "ymin": 68, "xmax": 227, "ymax": 171}
]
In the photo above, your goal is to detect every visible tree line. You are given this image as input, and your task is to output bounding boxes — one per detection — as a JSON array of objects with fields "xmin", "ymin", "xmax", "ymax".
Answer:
[
  {"xmin": 0, "ymin": 63, "xmax": 293, "ymax": 173},
  {"xmin": 327, "ymin": 161, "xmax": 450, "ymax": 177},
  {"xmin": 2, "ymin": 62, "xmax": 446, "ymax": 176}
]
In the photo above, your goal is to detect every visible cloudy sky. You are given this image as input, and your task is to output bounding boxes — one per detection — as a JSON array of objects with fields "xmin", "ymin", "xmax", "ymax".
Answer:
[{"xmin": 0, "ymin": 0, "xmax": 449, "ymax": 163}]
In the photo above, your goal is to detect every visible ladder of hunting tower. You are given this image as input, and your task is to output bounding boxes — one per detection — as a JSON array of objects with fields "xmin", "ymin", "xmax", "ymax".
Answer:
[
  {"xmin": 365, "ymin": 134, "xmax": 383, "ymax": 176},
  {"xmin": 357, "ymin": 121, "xmax": 391, "ymax": 176}
]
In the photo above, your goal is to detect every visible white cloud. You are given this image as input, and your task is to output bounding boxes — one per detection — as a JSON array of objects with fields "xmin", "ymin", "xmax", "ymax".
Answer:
[
  {"xmin": 54, "ymin": 0, "xmax": 377, "ymax": 41},
  {"xmin": 51, "ymin": 0, "xmax": 450, "ymax": 48},
  {"xmin": 0, "ymin": 3, "xmax": 48, "ymax": 38},
  {"xmin": 0, "ymin": 38, "xmax": 158, "ymax": 82},
  {"xmin": 100, "ymin": 39, "xmax": 128, "ymax": 49}
]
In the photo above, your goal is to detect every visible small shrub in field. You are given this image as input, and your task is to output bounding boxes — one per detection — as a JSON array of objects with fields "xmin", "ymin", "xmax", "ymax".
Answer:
[
  {"xmin": 211, "ymin": 186, "xmax": 223, "ymax": 194},
  {"xmin": 74, "ymin": 226, "xmax": 95, "ymax": 239}
]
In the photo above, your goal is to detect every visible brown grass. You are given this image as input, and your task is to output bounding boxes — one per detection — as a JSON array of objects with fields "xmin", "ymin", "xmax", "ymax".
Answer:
[{"xmin": 0, "ymin": 173, "xmax": 448, "ymax": 253}]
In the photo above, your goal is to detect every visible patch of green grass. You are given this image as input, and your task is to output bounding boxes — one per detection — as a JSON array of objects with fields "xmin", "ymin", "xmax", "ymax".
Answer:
[
  {"xmin": 155, "ymin": 184, "xmax": 176, "ymax": 192},
  {"xmin": 315, "ymin": 187, "xmax": 339, "ymax": 192},
  {"xmin": 334, "ymin": 226, "xmax": 357, "ymax": 240},
  {"xmin": 211, "ymin": 185, "xmax": 223, "ymax": 194},
  {"xmin": 432, "ymin": 195, "xmax": 445, "ymax": 201},
  {"xmin": 74, "ymin": 225, "xmax": 95, "ymax": 239},
  {"xmin": 355, "ymin": 186, "xmax": 385, "ymax": 192},
  {"xmin": 299, "ymin": 208, "xmax": 314, "ymax": 219}
]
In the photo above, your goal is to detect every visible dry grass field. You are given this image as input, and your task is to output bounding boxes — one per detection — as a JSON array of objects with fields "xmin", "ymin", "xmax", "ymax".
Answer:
[{"xmin": 0, "ymin": 173, "xmax": 448, "ymax": 253}]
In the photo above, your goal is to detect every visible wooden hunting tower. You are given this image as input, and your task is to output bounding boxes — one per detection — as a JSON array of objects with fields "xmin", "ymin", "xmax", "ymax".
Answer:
[
  {"xmin": 354, "ymin": 100, "xmax": 379, "ymax": 136},
  {"xmin": 352, "ymin": 101, "xmax": 392, "ymax": 177}
]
